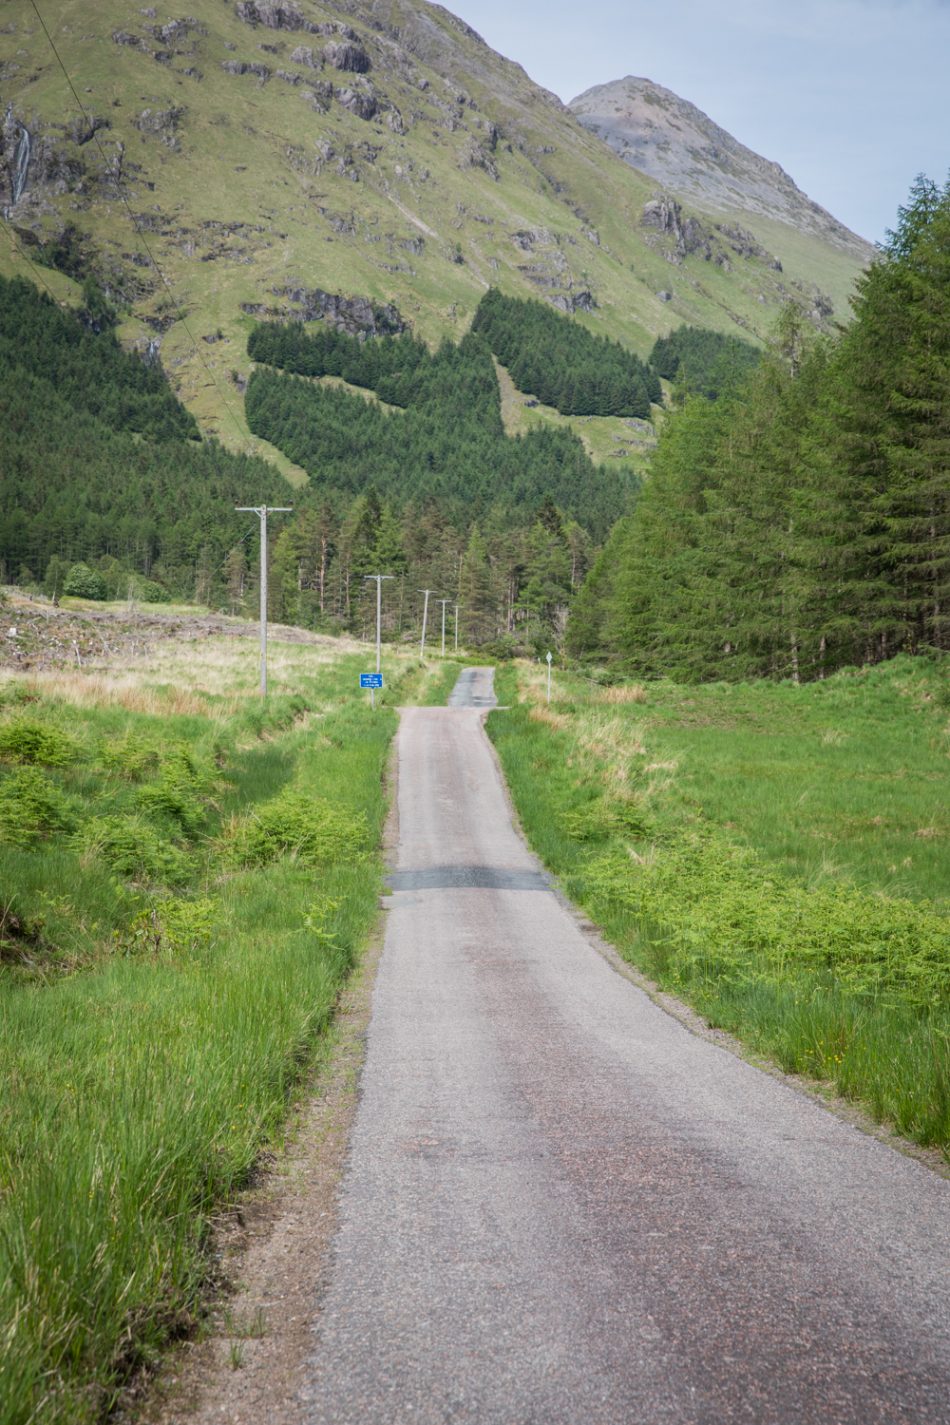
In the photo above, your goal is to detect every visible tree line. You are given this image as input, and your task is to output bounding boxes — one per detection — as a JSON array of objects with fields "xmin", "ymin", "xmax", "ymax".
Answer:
[
  {"xmin": 648, "ymin": 324, "xmax": 761, "ymax": 402},
  {"xmin": 0, "ymin": 275, "xmax": 198, "ymax": 443},
  {"xmin": 262, "ymin": 489, "xmax": 593, "ymax": 654},
  {"xmin": 245, "ymin": 323, "xmax": 633, "ymax": 537},
  {"xmin": 568, "ymin": 178, "xmax": 950, "ymax": 681},
  {"xmin": 0, "ymin": 277, "xmax": 292, "ymax": 598},
  {"xmin": 245, "ymin": 314, "xmax": 650, "ymax": 645},
  {"xmin": 0, "ymin": 276, "xmax": 608, "ymax": 645},
  {"xmin": 471, "ymin": 287, "xmax": 661, "ymax": 418}
]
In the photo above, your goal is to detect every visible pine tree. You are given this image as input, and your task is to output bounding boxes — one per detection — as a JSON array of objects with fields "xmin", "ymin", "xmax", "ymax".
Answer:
[
  {"xmin": 224, "ymin": 546, "xmax": 247, "ymax": 617},
  {"xmin": 459, "ymin": 526, "xmax": 496, "ymax": 645}
]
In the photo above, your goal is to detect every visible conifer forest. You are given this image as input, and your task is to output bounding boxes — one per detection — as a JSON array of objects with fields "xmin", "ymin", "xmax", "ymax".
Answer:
[
  {"xmin": 1, "ymin": 179, "xmax": 948, "ymax": 674},
  {"xmin": 569, "ymin": 178, "xmax": 950, "ymax": 680}
]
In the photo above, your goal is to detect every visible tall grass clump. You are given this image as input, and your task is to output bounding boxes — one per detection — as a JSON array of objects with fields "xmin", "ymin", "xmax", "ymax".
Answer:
[
  {"xmin": 225, "ymin": 789, "xmax": 368, "ymax": 868},
  {"xmin": 488, "ymin": 657, "xmax": 950, "ymax": 1154}
]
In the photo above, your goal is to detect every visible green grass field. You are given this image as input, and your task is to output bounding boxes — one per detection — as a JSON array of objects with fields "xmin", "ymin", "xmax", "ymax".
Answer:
[
  {"xmin": 488, "ymin": 656, "xmax": 950, "ymax": 1154},
  {"xmin": 0, "ymin": 631, "xmax": 457, "ymax": 1425}
]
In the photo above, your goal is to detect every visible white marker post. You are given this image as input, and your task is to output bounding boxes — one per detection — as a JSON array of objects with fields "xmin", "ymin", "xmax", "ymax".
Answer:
[{"xmin": 546, "ymin": 649, "xmax": 553, "ymax": 704}]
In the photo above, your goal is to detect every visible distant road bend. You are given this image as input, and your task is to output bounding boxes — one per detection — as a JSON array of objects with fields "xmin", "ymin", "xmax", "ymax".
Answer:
[{"xmin": 304, "ymin": 668, "xmax": 950, "ymax": 1424}]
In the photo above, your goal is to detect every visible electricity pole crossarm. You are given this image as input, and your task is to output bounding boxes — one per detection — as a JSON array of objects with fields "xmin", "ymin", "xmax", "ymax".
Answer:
[{"xmin": 236, "ymin": 505, "xmax": 292, "ymax": 697}]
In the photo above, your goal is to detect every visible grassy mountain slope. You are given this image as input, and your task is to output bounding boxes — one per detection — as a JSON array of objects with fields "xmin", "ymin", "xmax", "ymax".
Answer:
[
  {"xmin": 494, "ymin": 359, "xmax": 659, "ymax": 473},
  {"xmin": 1, "ymin": 0, "xmax": 867, "ymax": 452}
]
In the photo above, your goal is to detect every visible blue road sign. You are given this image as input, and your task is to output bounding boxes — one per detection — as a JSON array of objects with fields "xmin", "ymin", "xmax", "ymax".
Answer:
[{"xmin": 360, "ymin": 673, "xmax": 384, "ymax": 689}]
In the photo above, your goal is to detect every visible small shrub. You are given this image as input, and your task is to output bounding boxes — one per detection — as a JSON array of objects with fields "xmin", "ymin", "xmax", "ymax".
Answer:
[
  {"xmin": 0, "ymin": 684, "xmax": 40, "ymax": 708},
  {"xmin": 63, "ymin": 562, "xmax": 108, "ymax": 600},
  {"xmin": 0, "ymin": 902, "xmax": 48, "ymax": 965},
  {"xmin": 559, "ymin": 800, "xmax": 615, "ymax": 843},
  {"xmin": 128, "ymin": 576, "xmax": 171, "ymax": 604},
  {"xmin": 480, "ymin": 636, "xmax": 517, "ymax": 661},
  {"xmin": 559, "ymin": 796, "xmax": 653, "ymax": 843},
  {"xmin": 137, "ymin": 746, "xmax": 219, "ymax": 836},
  {"xmin": 227, "ymin": 789, "xmax": 368, "ymax": 868},
  {"xmin": 304, "ymin": 895, "xmax": 343, "ymax": 953},
  {"xmin": 75, "ymin": 814, "xmax": 190, "ymax": 885},
  {"xmin": 101, "ymin": 733, "xmax": 162, "ymax": 781},
  {"xmin": 121, "ymin": 896, "xmax": 217, "ymax": 957},
  {"xmin": 0, "ymin": 767, "xmax": 75, "ymax": 846},
  {"xmin": 0, "ymin": 718, "xmax": 80, "ymax": 766}
]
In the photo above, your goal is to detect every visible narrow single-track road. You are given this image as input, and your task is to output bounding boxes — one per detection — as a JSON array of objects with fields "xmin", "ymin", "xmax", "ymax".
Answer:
[{"xmin": 304, "ymin": 669, "xmax": 950, "ymax": 1424}]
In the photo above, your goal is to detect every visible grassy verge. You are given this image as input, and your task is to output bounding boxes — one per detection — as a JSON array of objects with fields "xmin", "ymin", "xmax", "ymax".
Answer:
[
  {"xmin": 417, "ymin": 659, "xmax": 466, "ymax": 705},
  {"xmin": 487, "ymin": 656, "xmax": 950, "ymax": 1154},
  {"xmin": 0, "ymin": 635, "xmax": 417, "ymax": 1424}
]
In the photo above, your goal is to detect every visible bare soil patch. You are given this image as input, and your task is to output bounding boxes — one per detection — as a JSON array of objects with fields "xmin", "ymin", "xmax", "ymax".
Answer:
[{"xmin": 0, "ymin": 591, "xmax": 343, "ymax": 677}]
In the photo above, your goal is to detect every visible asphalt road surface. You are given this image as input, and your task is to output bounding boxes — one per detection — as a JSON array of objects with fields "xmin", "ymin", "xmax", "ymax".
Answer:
[{"xmin": 304, "ymin": 668, "xmax": 950, "ymax": 1424}]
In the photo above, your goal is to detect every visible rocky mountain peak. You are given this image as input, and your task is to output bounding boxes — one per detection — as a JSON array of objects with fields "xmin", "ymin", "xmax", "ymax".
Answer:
[{"xmin": 570, "ymin": 76, "xmax": 873, "ymax": 262}]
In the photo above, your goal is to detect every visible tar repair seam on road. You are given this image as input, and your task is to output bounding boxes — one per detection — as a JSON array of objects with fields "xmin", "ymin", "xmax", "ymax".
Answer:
[{"xmin": 298, "ymin": 667, "xmax": 950, "ymax": 1425}]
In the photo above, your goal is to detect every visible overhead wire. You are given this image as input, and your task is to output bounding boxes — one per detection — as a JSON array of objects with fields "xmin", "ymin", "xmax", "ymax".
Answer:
[
  {"xmin": 0, "ymin": 211, "xmax": 63, "ymax": 304},
  {"xmin": 28, "ymin": 0, "xmax": 254, "ymax": 454}
]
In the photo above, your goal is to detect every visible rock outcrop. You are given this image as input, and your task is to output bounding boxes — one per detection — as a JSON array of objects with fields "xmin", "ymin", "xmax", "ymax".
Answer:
[
  {"xmin": 221, "ymin": 59, "xmax": 271, "ymax": 82},
  {"xmin": 641, "ymin": 194, "xmax": 713, "ymax": 263},
  {"xmin": 2, "ymin": 106, "xmax": 31, "ymax": 210},
  {"xmin": 640, "ymin": 192, "xmax": 788, "ymax": 275},
  {"xmin": 335, "ymin": 84, "xmax": 377, "ymax": 120},
  {"xmin": 133, "ymin": 107, "xmax": 187, "ymax": 148},
  {"xmin": 269, "ymin": 285, "xmax": 406, "ymax": 336},
  {"xmin": 323, "ymin": 40, "xmax": 371, "ymax": 73},
  {"xmin": 235, "ymin": 2, "xmax": 313, "ymax": 32}
]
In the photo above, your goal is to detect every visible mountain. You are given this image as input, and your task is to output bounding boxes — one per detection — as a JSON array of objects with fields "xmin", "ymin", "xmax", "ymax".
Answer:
[
  {"xmin": 570, "ymin": 77, "xmax": 874, "ymax": 301},
  {"xmin": 0, "ymin": 1, "xmax": 869, "ymax": 455}
]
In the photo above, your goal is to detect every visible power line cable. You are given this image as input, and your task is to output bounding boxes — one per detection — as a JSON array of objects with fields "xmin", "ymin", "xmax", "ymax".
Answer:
[
  {"xmin": 28, "ymin": 0, "xmax": 253, "ymax": 452},
  {"xmin": 0, "ymin": 212, "xmax": 63, "ymax": 305}
]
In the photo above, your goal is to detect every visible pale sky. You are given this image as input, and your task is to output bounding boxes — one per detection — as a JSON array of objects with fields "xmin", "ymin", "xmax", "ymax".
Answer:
[{"xmin": 441, "ymin": 0, "xmax": 950, "ymax": 245}]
